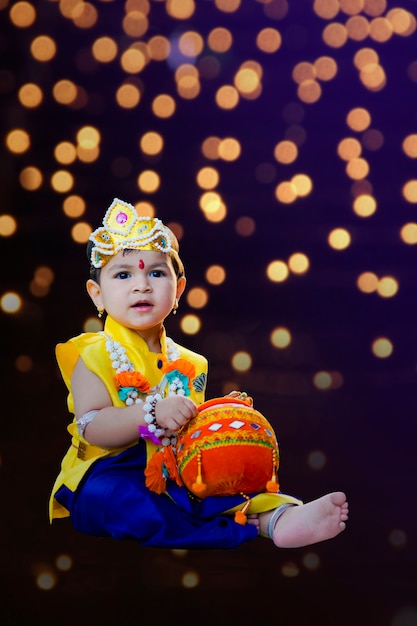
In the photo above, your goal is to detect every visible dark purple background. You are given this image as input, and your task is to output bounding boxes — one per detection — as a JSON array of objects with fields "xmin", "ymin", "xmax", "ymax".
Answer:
[{"xmin": 1, "ymin": 2, "xmax": 416, "ymax": 625}]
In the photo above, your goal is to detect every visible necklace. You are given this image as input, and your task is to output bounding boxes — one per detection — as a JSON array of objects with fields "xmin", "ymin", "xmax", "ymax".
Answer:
[{"xmin": 104, "ymin": 334, "xmax": 195, "ymax": 447}]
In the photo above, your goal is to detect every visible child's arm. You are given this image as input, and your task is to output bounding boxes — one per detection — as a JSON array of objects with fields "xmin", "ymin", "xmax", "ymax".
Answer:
[{"xmin": 71, "ymin": 357, "xmax": 197, "ymax": 448}]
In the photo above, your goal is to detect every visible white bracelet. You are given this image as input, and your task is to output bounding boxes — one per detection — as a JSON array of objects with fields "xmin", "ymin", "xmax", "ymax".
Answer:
[{"xmin": 76, "ymin": 409, "xmax": 99, "ymax": 437}]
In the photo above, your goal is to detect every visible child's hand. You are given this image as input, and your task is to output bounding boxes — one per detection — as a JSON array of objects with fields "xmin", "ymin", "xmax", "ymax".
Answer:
[{"xmin": 154, "ymin": 395, "xmax": 197, "ymax": 432}]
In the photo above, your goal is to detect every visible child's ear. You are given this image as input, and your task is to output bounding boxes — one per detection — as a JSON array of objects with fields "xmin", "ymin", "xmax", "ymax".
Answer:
[
  {"xmin": 176, "ymin": 276, "xmax": 186, "ymax": 301},
  {"xmin": 86, "ymin": 279, "xmax": 103, "ymax": 309}
]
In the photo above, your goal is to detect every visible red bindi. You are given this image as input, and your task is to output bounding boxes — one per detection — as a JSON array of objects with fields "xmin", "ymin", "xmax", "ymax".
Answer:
[{"xmin": 138, "ymin": 259, "xmax": 145, "ymax": 270}]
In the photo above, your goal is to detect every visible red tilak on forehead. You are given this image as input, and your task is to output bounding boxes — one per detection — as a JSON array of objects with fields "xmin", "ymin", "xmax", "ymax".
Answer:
[{"xmin": 138, "ymin": 259, "xmax": 145, "ymax": 269}]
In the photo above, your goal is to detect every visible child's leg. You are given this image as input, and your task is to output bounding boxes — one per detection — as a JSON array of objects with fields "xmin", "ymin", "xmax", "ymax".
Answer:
[{"xmin": 259, "ymin": 491, "xmax": 348, "ymax": 548}]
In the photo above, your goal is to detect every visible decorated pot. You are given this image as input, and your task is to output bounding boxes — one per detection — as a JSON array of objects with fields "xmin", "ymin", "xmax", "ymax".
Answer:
[{"xmin": 175, "ymin": 396, "xmax": 280, "ymax": 498}]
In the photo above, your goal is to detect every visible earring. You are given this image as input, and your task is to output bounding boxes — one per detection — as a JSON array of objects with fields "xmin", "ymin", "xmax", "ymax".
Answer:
[
  {"xmin": 97, "ymin": 308, "xmax": 104, "ymax": 318},
  {"xmin": 172, "ymin": 299, "xmax": 178, "ymax": 315}
]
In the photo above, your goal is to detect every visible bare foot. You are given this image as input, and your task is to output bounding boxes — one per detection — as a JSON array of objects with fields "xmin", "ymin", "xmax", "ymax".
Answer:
[{"xmin": 262, "ymin": 492, "xmax": 349, "ymax": 548}]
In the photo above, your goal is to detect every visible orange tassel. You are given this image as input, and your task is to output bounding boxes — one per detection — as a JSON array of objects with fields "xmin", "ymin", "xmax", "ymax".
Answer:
[
  {"xmin": 266, "ymin": 448, "xmax": 280, "ymax": 493},
  {"xmin": 162, "ymin": 446, "xmax": 182, "ymax": 487},
  {"xmin": 234, "ymin": 510, "xmax": 248, "ymax": 525},
  {"xmin": 191, "ymin": 449, "xmax": 207, "ymax": 496},
  {"xmin": 144, "ymin": 451, "xmax": 166, "ymax": 494}
]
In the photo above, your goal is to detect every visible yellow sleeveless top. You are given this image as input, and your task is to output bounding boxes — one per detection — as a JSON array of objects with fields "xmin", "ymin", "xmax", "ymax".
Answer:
[{"xmin": 49, "ymin": 316, "xmax": 208, "ymax": 521}]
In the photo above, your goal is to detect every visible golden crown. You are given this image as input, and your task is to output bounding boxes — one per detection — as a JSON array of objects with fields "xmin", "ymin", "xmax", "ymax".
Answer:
[{"xmin": 89, "ymin": 198, "xmax": 174, "ymax": 269}]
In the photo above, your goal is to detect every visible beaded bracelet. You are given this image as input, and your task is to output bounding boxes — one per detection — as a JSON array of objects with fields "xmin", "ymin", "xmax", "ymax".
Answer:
[
  {"xmin": 139, "ymin": 393, "xmax": 164, "ymax": 442},
  {"xmin": 138, "ymin": 393, "xmax": 178, "ymax": 448}
]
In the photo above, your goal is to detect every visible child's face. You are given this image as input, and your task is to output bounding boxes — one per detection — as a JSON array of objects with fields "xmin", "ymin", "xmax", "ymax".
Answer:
[{"xmin": 87, "ymin": 249, "xmax": 185, "ymax": 334}]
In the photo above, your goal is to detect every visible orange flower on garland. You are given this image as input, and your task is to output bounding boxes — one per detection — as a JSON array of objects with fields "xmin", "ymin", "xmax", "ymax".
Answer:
[
  {"xmin": 162, "ymin": 358, "xmax": 196, "ymax": 379},
  {"xmin": 115, "ymin": 371, "xmax": 151, "ymax": 394}
]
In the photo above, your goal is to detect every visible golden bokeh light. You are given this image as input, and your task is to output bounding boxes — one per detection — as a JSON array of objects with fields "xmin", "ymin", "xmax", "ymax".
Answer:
[
  {"xmin": 288, "ymin": 252, "xmax": 310, "ymax": 274},
  {"xmin": 328, "ymin": 228, "xmax": 351, "ymax": 250},
  {"xmin": 363, "ymin": 0, "xmax": 387, "ymax": 17},
  {"xmin": 256, "ymin": 28, "xmax": 282, "ymax": 53},
  {"xmin": 359, "ymin": 62, "xmax": 386, "ymax": 91},
  {"xmin": 72, "ymin": 2, "xmax": 98, "ymax": 29},
  {"xmin": 291, "ymin": 174, "xmax": 313, "ymax": 197},
  {"xmin": 120, "ymin": 48, "xmax": 147, "ymax": 74},
  {"xmin": 205, "ymin": 265, "xmax": 226, "ymax": 285},
  {"xmin": 353, "ymin": 194, "xmax": 377, "ymax": 217},
  {"xmin": 166, "ymin": 0, "xmax": 195, "ymax": 20},
  {"xmin": 377, "ymin": 276, "xmax": 398, "ymax": 298},
  {"xmin": 337, "ymin": 137, "xmax": 362, "ymax": 161},
  {"xmin": 402, "ymin": 180, "xmax": 417, "ymax": 203},
  {"xmin": 9, "ymin": 1, "xmax": 36, "ymax": 27},
  {"xmin": 346, "ymin": 157, "xmax": 369, "ymax": 180},
  {"xmin": 19, "ymin": 166, "xmax": 43, "ymax": 190},
  {"xmin": 369, "ymin": 17, "xmax": 393, "ymax": 43},
  {"xmin": 148, "ymin": 35, "xmax": 170, "ymax": 61},
  {"xmin": 346, "ymin": 15, "xmax": 370, "ymax": 40},
  {"xmin": 207, "ymin": 27, "xmax": 233, "ymax": 53},
  {"xmin": 6, "ymin": 129, "xmax": 30, "ymax": 154},
  {"xmin": 196, "ymin": 167, "xmax": 219, "ymax": 190},
  {"xmin": 186, "ymin": 287, "xmax": 209, "ymax": 309},
  {"xmin": 218, "ymin": 137, "xmax": 241, "ymax": 161},
  {"xmin": 293, "ymin": 62, "xmax": 316, "ymax": 84},
  {"xmin": 71, "ymin": 221, "xmax": 92, "ymax": 244},
  {"xmin": 1, "ymin": 291, "xmax": 22, "ymax": 314},
  {"xmin": 92, "ymin": 36, "xmax": 118, "ymax": 62},
  {"xmin": 314, "ymin": 56, "xmax": 338, "ymax": 80},
  {"xmin": 346, "ymin": 107, "xmax": 371, "ymax": 132},
  {"xmin": 135, "ymin": 201, "xmax": 155, "ymax": 218},
  {"xmin": 53, "ymin": 79, "xmax": 78, "ymax": 105},
  {"xmin": 140, "ymin": 131, "xmax": 163, "ymax": 156},
  {"xmin": 116, "ymin": 83, "xmax": 141, "ymax": 108},
  {"xmin": 313, "ymin": 0, "xmax": 340, "ymax": 20},
  {"xmin": 270, "ymin": 327, "xmax": 292, "ymax": 348},
  {"xmin": 0, "ymin": 214, "xmax": 17, "ymax": 237},
  {"xmin": 275, "ymin": 181, "xmax": 297, "ymax": 204},
  {"xmin": 231, "ymin": 351, "xmax": 252, "ymax": 372},
  {"xmin": 137, "ymin": 170, "xmax": 160, "ymax": 193},
  {"xmin": 180, "ymin": 314, "xmax": 201, "ymax": 335},
  {"xmin": 18, "ymin": 83, "xmax": 43, "ymax": 108},
  {"xmin": 400, "ymin": 222, "xmax": 417, "ymax": 244},
  {"xmin": 313, "ymin": 371, "xmax": 332, "ymax": 390},
  {"xmin": 152, "ymin": 94, "xmax": 176, "ymax": 118},
  {"xmin": 54, "ymin": 141, "xmax": 77, "ymax": 165},
  {"xmin": 30, "ymin": 35, "xmax": 57, "ymax": 61},
  {"xmin": 51, "ymin": 170, "xmax": 74, "ymax": 193},
  {"xmin": 402, "ymin": 134, "xmax": 417, "ymax": 158},
  {"xmin": 122, "ymin": 10, "xmax": 148, "ymax": 38},
  {"xmin": 215, "ymin": 85, "xmax": 239, "ymax": 110},
  {"xmin": 63, "ymin": 195, "xmax": 86, "ymax": 218},
  {"xmin": 179, "ymin": 31, "xmax": 204, "ymax": 57},
  {"xmin": 353, "ymin": 47, "xmax": 379, "ymax": 69},
  {"xmin": 297, "ymin": 79, "xmax": 322, "ymax": 103},
  {"xmin": 371, "ymin": 337, "xmax": 393, "ymax": 358},
  {"xmin": 266, "ymin": 260, "xmax": 289, "ymax": 282},
  {"xmin": 322, "ymin": 23, "xmax": 348, "ymax": 48},
  {"xmin": 274, "ymin": 140, "xmax": 298, "ymax": 164},
  {"xmin": 215, "ymin": 0, "xmax": 241, "ymax": 12}
]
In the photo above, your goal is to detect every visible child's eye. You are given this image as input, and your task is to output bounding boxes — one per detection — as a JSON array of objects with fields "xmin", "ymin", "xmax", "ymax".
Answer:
[
  {"xmin": 150, "ymin": 269, "xmax": 165, "ymax": 278},
  {"xmin": 115, "ymin": 271, "xmax": 131, "ymax": 279}
]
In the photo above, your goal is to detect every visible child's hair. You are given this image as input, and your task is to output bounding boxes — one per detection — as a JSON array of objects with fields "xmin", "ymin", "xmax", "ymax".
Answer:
[{"xmin": 86, "ymin": 225, "xmax": 185, "ymax": 284}]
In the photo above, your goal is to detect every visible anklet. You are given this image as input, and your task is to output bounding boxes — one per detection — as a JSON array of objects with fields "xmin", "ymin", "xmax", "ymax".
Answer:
[{"xmin": 267, "ymin": 503, "xmax": 295, "ymax": 540}]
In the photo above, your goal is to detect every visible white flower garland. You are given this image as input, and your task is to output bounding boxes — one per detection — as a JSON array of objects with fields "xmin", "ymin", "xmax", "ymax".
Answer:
[{"xmin": 104, "ymin": 334, "xmax": 182, "ymax": 447}]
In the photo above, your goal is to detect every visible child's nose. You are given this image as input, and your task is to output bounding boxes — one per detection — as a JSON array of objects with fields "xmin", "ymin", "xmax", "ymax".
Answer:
[{"xmin": 134, "ymin": 274, "xmax": 151, "ymax": 292}]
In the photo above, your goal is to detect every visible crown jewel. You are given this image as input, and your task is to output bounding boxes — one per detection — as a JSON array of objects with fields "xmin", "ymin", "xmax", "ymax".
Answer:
[{"xmin": 89, "ymin": 198, "xmax": 173, "ymax": 268}]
